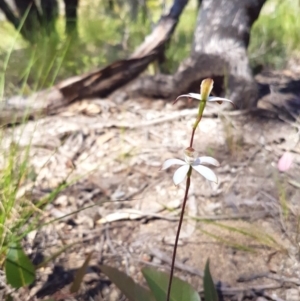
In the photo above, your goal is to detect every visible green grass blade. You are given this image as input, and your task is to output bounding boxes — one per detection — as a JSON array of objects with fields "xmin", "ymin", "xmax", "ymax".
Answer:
[
  {"xmin": 70, "ymin": 251, "xmax": 93, "ymax": 294},
  {"xmin": 203, "ymin": 259, "xmax": 218, "ymax": 301}
]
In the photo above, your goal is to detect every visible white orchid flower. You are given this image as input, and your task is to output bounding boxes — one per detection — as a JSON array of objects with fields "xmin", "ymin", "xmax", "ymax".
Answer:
[
  {"xmin": 174, "ymin": 78, "xmax": 234, "ymax": 106},
  {"xmin": 161, "ymin": 147, "xmax": 220, "ymax": 185},
  {"xmin": 175, "ymin": 92, "xmax": 234, "ymax": 105}
]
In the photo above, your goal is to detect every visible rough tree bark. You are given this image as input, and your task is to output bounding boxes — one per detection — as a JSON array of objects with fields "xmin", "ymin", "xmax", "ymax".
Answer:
[{"xmin": 118, "ymin": 0, "xmax": 267, "ymax": 109}]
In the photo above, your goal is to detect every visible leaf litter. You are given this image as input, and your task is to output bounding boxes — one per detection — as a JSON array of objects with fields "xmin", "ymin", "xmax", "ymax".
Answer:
[{"xmin": 1, "ymin": 71, "xmax": 300, "ymax": 300}]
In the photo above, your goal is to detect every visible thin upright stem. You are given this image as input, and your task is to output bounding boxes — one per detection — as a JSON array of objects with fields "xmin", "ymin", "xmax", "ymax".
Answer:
[
  {"xmin": 189, "ymin": 127, "xmax": 196, "ymax": 148},
  {"xmin": 189, "ymin": 115, "xmax": 202, "ymax": 148},
  {"xmin": 166, "ymin": 175, "xmax": 191, "ymax": 301}
]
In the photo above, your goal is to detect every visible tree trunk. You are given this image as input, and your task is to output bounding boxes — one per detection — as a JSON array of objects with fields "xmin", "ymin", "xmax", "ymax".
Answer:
[
  {"xmin": 0, "ymin": 0, "xmax": 19, "ymax": 30},
  {"xmin": 63, "ymin": 0, "xmax": 79, "ymax": 36},
  {"xmin": 117, "ymin": 0, "xmax": 267, "ymax": 109},
  {"xmin": 0, "ymin": 0, "xmax": 59, "ymax": 41},
  {"xmin": 40, "ymin": 0, "xmax": 58, "ymax": 35},
  {"xmin": 14, "ymin": 0, "xmax": 42, "ymax": 41}
]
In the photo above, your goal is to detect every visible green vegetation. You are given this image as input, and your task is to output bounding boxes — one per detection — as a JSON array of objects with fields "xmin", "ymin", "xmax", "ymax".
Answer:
[
  {"xmin": 249, "ymin": 0, "xmax": 300, "ymax": 69},
  {"xmin": 1, "ymin": 0, "xmax": 300, "ymax": 97}
]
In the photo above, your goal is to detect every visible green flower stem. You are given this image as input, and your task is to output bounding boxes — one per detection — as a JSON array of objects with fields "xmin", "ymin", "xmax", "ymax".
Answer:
[
  {"xmin": 198, "ymin": 99, "xmax": 207, "ymax": 117},
  {"xmin": 189, "ymin": 124, "xmax": 197, "ymax": 148},
  {"xmin": 189, "ymin": 100, "xmax": 207, "ymax": 148},
  {"xmin": 166, "ymin": 167, "xmax": 192, "ymax": 301},
  {"xmin": 189, "ymin": 115, "xmax": 201, "ymax": 147}
]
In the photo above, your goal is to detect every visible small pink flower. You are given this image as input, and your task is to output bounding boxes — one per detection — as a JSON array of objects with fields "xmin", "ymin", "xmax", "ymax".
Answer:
[{"xmin": 278, "ymin": 152, "xmax": 293, "ymax": 172}]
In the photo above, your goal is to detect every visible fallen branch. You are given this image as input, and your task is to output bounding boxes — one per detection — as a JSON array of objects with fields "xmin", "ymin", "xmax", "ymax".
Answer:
[{"xmin": 1, "ymin": 1, "xmax": 187, "ymax": 124}]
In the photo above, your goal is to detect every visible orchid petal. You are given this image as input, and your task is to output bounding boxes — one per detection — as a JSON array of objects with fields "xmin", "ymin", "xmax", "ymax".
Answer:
[
  {"xmin": 188, "ymin": 93, "xmax": 202, "ymax": 100},
  {"xmin": 208, "ymin": 96, "xmax": 234, "ymax": 105},
  {"xmin": 174, "ymin": 93, "xmax": 202, "ymax": 104},
  {"xmin": 161, "ymin": 158, "xmax": 186, "ymax": 170},
  {"xmin": 192, "ymin": 165, "xmax": 218, "ymax": 183},
  {"xmin": 173, "ymin": 165, "xmax": 190, "ymax": 185},
  {"xmin": 173, "ymin": 94, "xmax": 191, "ymax": 104},
  {"xmin": 193, "ymin": 156, "xmax": 220, "ymax": 166}
]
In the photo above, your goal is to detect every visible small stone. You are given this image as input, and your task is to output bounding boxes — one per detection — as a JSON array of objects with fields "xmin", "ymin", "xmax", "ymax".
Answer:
[
  {"xmin": 129, "ymin": 265, "xmax": 136, "ymax": 275},
  {"xmin": 54, "ymin": 195, "xmax": 68, "ymax": 206},
  {"xmin": 102, "ymin": 286, "xmax": 110, "ymax": 296},
  {"xmin": 111, "ymin": 190, "xmax": 125, "ymax": 200},
  {"xmin": 286, "ymin": 288, "xmax": 299, "ymax": 301},
  {"xmin": 230, "ymin": 167, "xmax": 237, "ymax": 173},
  {"xmin": 84, "ymin": 272, "xmax": 99, "ymax": 283},
  {"xmin": 141, "ymin": 253, "xmax": 152, "ymax": 262},
  {"xmin": 152, "ymin": 257, "xmax": 162, "ymax": 265},
  {"xmin": 75, "ymin": 215, "xmax": 94, "ymax": 228},
  {"xmin": 108, "ymin": 287, "xmax": 121, "ymax": 301},
  {"xmin": 27, "ymin": 230, "xmax": 37, "ymax": 243}
]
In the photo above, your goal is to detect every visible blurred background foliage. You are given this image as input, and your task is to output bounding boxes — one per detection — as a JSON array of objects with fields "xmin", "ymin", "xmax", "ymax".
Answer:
[{"xmin": 0, "ymin": 0, "xmax": 300, "ymax": 96}]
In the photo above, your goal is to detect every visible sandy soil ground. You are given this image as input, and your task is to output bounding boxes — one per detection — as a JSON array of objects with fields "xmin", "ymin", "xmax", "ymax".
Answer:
[{"xmin": 1, "ymin": 71, "xmax": 300, "ymax": 301}]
